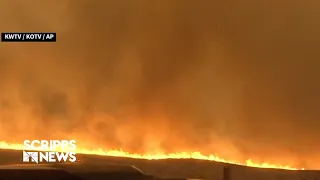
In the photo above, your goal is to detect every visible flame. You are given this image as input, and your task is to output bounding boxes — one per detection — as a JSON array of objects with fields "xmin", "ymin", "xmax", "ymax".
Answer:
[{"xmin": 0, "ymin": 141, "xmax": 302, "ymax": 170}]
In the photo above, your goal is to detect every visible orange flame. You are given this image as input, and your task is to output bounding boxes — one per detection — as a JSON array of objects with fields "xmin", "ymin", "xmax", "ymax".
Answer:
[{"xmin": 0, "ymin": 141, "xmax": 302, "ymax": 170}]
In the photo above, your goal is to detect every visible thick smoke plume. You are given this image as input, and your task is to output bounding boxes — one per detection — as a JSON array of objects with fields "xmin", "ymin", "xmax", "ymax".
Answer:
[{"xmin": 0, "ymin": 0, "xmax": 319, "ymax": 169}]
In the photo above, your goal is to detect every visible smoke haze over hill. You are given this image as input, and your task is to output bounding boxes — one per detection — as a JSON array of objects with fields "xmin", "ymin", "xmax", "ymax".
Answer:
[{"xmin": 0, "ymin": 0, "xmax": 319, "ymax": 169}]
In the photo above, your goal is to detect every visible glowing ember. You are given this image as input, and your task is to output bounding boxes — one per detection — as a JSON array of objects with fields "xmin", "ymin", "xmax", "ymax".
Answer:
[{"xmin": 0, "ymin": 141, "xmax": 302, "ymax": 170}]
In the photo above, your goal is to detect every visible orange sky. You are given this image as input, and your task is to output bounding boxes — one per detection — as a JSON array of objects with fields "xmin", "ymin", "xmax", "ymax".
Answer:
[{"xmin": 0, "ymin": 0, "xmax": 319, "ymax": 169}]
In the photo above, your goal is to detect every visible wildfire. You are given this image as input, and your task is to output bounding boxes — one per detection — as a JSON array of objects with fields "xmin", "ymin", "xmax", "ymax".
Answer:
[{"xmin": 0, "ymin": 141, "xmax": 302, "ymax": 170}]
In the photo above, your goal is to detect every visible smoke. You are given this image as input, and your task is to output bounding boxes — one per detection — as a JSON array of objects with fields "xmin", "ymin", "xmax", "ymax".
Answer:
[{"xmin": 0, "ymin": 0, "xmax": 320, "ymax": 168}]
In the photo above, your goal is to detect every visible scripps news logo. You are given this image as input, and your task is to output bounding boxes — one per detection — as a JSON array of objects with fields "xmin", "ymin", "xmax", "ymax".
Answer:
[{"xmin": 23, "ymin": 140, "xmax": 77, "ymax": 163}]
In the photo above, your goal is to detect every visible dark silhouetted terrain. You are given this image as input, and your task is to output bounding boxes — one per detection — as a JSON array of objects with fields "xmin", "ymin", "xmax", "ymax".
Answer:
[{"xmin": 0, "ymin": 149, "xmax": 320, "ymax": 180}]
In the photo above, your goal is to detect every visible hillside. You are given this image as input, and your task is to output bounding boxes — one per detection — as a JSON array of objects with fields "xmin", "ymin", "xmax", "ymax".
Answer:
[{"xmin": 0, "ymin": 149, "xmax": 319, "ymax": 180}]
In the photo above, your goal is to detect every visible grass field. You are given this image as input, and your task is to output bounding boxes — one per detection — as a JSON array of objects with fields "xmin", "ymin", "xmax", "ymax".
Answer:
[{"xmin": 0, "ymin": 149, "xmax": 319, "ymax": 180}]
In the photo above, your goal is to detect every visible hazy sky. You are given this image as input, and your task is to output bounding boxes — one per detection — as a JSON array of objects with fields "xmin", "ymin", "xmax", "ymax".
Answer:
[{"xmin": 0, "ymin": 0, "xmax": 319, "ymax": 169}]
